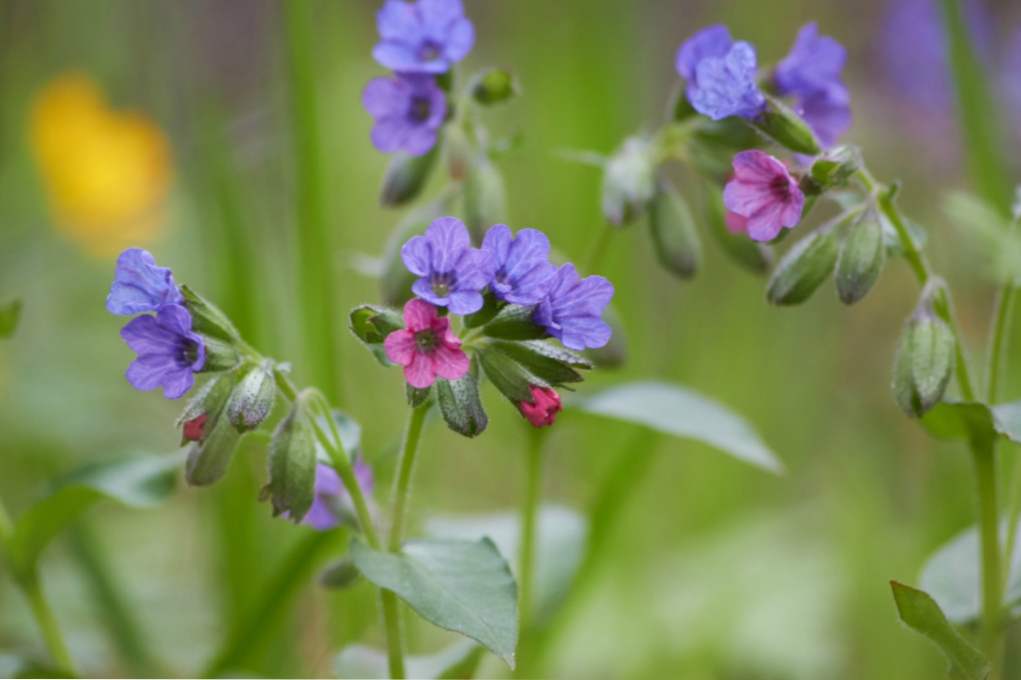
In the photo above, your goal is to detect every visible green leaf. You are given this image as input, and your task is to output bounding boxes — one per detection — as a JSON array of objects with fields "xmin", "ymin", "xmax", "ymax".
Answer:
[
  {"xmin": 488, "ymin": 340, "xmax": 588, "ymax": 387},
  {"xmin": 7, "ymin": 452, "xmax": 184, "ymax": 577},
  {"xmin": 477, "ymin": 346, "xmax": 535, "ymax": 403},
  {"xmin": 481, "ymin": 304, "xmax": 547, "ymax": 341},
  {"xmin": 573, "ymin": 381, "xmax": 782, "ymax": 473},
  {"xmin": 921, "ymin": 523, "xmax": 1021, "ymax": 625},
  {"xmin": 0, "ymin": 299, "xmax": 22, "ymax": 338},
  {"xmin": 350, "ymin": 537, "xmax": 518, "ymax": 668},
  {"xmin": 427, "ymin": 504, "xmax": 587, "ymax": 620},
  {"xmin": 890, "ymin": 581, "xmax": 989, "ymax": 680},
  {"xmin": 436, "ymin": 368, "xmax": 488, "ymax": 438},
  {"xmin": 920, "ymin": 400, "xmax": 1021, "ymax": 445},
  {"xmin": 335, "ymin": 639, "xmax": 483, "ymax": 679}
]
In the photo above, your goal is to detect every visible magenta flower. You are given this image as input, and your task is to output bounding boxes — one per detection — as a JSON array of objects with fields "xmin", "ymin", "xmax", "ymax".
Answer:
[
  {"xmin": 723, "ymin": 150, "xmax": 804, "ymax": 242},
  {"xmin": 517, "ymin": 386, "xmax": 562, "ymax": 428},
  {"xmin": 383, "ymin": 299, "xmax": 470, "ymax": 388}
]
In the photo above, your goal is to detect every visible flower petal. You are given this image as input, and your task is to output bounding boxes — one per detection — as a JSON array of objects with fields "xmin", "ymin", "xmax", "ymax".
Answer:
[
  {"xmin": 432, "ymin": 343, "xmax": 470, "ymax": 381},
  {"xmin": 402, "ymin": 298, "xmax": 437, "ymax": 330},
  {"xmin": 404, "ymin": 351, "xmax": 436, "ymax": 388},
  {"xmin": 384, "ymin": 328, "xmax": 417, "ymax": 366}
]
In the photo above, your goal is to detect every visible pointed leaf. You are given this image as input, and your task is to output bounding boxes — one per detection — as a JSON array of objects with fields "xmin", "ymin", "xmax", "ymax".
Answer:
[
  {"xmin": 350, "ymin": 537, "xmax": 518, "ymax": 668},
  {"xmin": 573, "ymin": 381, "xmax": 782, "ymax": 473},
  {"xmin": 436, "ymin": 369, "xmax": 488, "ymax": 438}
]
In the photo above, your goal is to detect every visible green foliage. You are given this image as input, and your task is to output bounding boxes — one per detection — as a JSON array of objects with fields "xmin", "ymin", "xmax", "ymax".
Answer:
[
  {"xmin": 350, "ymin": 537, "xmax": 518, "ymax": 667},
  {"xmin": 335, "ymin": 639, "xmax": 484, "ymax": 679}
]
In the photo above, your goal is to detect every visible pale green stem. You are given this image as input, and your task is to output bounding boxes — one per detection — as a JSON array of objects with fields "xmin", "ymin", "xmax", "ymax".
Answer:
[
  {"xmin": 583, "ymin": 225, "xmax": 615, "ymax": 275},
  {"xmin": 388, "ymin": 406, "xmax": 429, "ymax": 553},
  {"xmin": 518, "ymin": 429, "xmax": 545, "ymax": 647},
  {"xmin": 23, "ymin": 573, "xmax": 75, "ymax": 676}
]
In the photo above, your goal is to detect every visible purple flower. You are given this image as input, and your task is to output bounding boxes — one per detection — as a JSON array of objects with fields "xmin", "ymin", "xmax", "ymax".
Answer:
[
  {"xmin": 363, "ymin": 74, "xmax": 447, "ymax": 156},
  {"xmin": 302, "ymin": 458, "xmax": 375, "ymax": 531},
  {"xmin": 1004, "ymin": 27, "xmax": 1021, "ymax": 129},
  {"xmin": 401, "ymin": 216, "xmax": 495, "ymax": 315},
  {"xmin": 120, "ymin": 304, "xmax": 205, "ymax": 399},
  {"xmin": 723, "ymin": 150, "xmax": 804, "ymax": 242},
  {"xmin": 688, "ymin": 42, "xmax": 766, "ymax": 121},
  {"xmin": 797, "ymin": 88, "xmax": 852, "ymax": 148},
  {"xmin": 373, "ymin": 0, "xmax": 474, "ymax": 74},
  {"xmin": 481, "ymin": 225, "xmax": 555, "ymax": 305},
  {"xmin": 106, "ymin": 248, "xmax": 183, "ymax": 316},
  {"xmin": 534, "ymin": 264, "xmax": 614, "ymax": 351},
  {"xmin": 676, "ymin": 25, "xmax": 733, "ymax": 84}
]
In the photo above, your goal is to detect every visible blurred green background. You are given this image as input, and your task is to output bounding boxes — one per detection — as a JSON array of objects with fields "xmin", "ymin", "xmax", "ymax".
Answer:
[{"xmin": 2, "ymin": 0, "xmax": 1021, "ymax": 677}]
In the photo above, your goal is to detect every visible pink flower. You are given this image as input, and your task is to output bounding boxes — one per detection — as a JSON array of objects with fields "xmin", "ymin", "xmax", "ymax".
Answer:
[
  {"xmin": 724, "ymin": 209, "xmax": 749, "ymax": 234},
  {"xmin": 722, "ymin": 150, "xmax": 804, "ymax": 241},
  {"xmin": 383, "ymin": 299, "xmax": 470, "ymax": 388},
  {"xmin": 517, "ymin": 386, "xmax": 562, "ymax": 428}
]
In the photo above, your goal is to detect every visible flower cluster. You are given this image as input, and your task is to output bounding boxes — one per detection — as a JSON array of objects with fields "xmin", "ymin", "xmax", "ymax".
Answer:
[
  {"xmin": 363, "ymin": 0, "xmax": 474, "ymax": 156},
  {"xmin": 350, "ymin": 217, "xmax": 614, "ymax": 432}
]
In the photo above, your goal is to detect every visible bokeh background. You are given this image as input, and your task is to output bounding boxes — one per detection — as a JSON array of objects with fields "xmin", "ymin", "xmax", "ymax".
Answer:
[{"xmin": 2, "ymin": 0, "xmax": 1021, "ymax": 677}]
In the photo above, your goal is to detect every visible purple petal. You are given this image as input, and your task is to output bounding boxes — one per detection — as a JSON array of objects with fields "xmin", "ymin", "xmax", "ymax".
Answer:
[
  {"xmin": 402, "ymin": 126, "xmax": 439, "ymax": 156},
  {"xmin": 419, "ymin": 0, "xmax": 464, "ymax": 34},
  {"xmin": 372, "ymin": 41, "xmax": 423, "ymax": 72},
  {"xmin": 401, "ymin": 235, "xmax": 433, "ymax": 277},
  {"xmin": 106, "ymin": 248, "xmax": 182, "ymax": 315},
  {"xmin": 377, "ymin": 1, "xmax": 421, "ymax": 41},
  {"xmin": 363, "ymin": 77, "xmax": 408, "ymax": 118},
  {"xmin": 447, "ymin": 290, "xmax": 483, "ymax": 315},
  {"xmin": 676, "ymin": 24, "xmax": 733, "ymax": 82},
  {"xmin": 371, "ymin": 117, "xmax": 413, "ymax": 153},
  {"xmin": 424, "ymin": 217, "xmax": 471, "ymax": 273},
  {"xmin": 442, "ymin": 18, "xmax": 474, "ymax": 62},
  {"xmin": 412, "ymin": 277, "xmax": 449, "ymax": 307}
]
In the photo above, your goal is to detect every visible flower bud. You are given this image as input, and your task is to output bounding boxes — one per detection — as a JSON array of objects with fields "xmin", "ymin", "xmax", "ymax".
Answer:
[
  {"xmin": 766, "ymin": 225, "xmax": 839, "ymax": 306},
  {"xmin": 380, "ymin": 145, "xmax": 439, "ymax": 207},
  {"xmin": 601, "ymin": 136, "xmax": 655, "ymax": 226},
  {"xmin": 177, "ymin": 371, "xmax": 236, "ymax": 445},
  {"xmin": 648, "ymin": 181, "xmax": 702, "ymax": 279},
  {"xmin": 836, "ymin": 211, "xmax": 886, "ymax": 305},
  {"xmin": 264, "ymin": 397, "xmax": 317, "ymax": 521},
  {"xmin": 199, "ymin": 336, "xmax": 241, "ymax": 373},
  {"xmin": 436, "ymin": 368, "xmax": 488, "ymax": 438},
  {"xmin": 810, "ymin": 145, "xmax": 862, "ymax": 191},
  {"xmin": 182, "ymin": 414, "xmax": 208, "ymax": 442},
  {"xmin": 226, "ymin": 361, "xmax": 276, "ymax": 432},
  {"xmin": 751, "ymin": 94, "xmax": 821, "ymax": 156},
  {"xmin": 185, "ymin": 412, "xmax": 242, "ymax": 486},
  {"xmin": 893, "ymin": 299, "xmax": 955, "ymax": 417},
  {"xmin": 471, "ymin": 68, "xmax": 518, "ymax": 106},
  {"xmin": 320, "ymin": 558, "xmax": 361, "ymax": 590},
  {"xmin": 464, "ymin": 156, "xmax": 507, "ymax": 242},
  {"xmin": 350, "ymin": 304, "xmax": 404, "ymax": 366},
  {"xmin": 180, "ymin": 285, "xmax": 240, "ymax": 342},
  {"xmin": 518, "ymin": 385, "xmax": 562, "ymax": 428}
]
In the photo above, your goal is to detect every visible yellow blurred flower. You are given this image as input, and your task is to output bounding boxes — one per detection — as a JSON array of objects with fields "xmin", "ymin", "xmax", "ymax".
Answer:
[{"xmin": 30, "ymin": 73, "xmax": 172, "ymax": 256}]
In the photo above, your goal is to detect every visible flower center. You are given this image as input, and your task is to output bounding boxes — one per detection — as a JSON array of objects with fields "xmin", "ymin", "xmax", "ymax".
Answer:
[
  {"xmin": 769, "ymin": 175, "xmax": 791, "ymax": 201},
  {"xmin": 418, "ymin": 40, "xmax": 442, "ymax": 62},
  {"xmin": 430, "ymin": 271, "xmax": 454, "ymax": 297},
  {"xmin": 409, "ymin": 95, "xmax": 432, "ymax": 123},
  {"xmin": 414, "ymin": 329, "xmax": 439, "ymax": 353},
  {"xmin": 178, "ymin": 339, "xmax": 200, "ymax": 367}
]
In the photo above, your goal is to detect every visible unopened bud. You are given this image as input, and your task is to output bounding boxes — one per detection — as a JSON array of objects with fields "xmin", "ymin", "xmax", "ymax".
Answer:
[
  {"xmin": 751, "ymin": 95, "xmax": 821, "ymax": 156},
  {"xmin": 893, "ymin": 295, "xmax": 956, "ymax": 417},
  {"xmin": 226, "ymin": 361, "xmax": 277, "ymax": 432},
  {"xmin": 836, "ymin": 211, "xmax": 886, "ymax": 305},
  {"xmin": 601, "ymin": 136, "xmax": 655, "ymax": 226},
  {"xmin": 380, "ymin": 145, "xmax": 439, "ymax": 207},
  {"xmin": 766, "ymin": 226, "xmax": 839, "ymax": 305},
  {"xmin": 177, "ymin": 372, "xmax": 236, "ymax": 445},
  {"xmin": 472, "ymin": 68, "xmax": 518, "ymax": 106},
  {"xmin": 518, "ymin": 385, "xmax": 563, "ymax": 428},
  {"xmin": 264, "ymin": 397, "xmax": 317, "ymax": 521},
  {"xmin": 648, "ymin": 181, "xmax": 702, "ymax": 279},
  {"xmin": 810, "ymin": 145, "xmax": 862, "ymax": 190}
]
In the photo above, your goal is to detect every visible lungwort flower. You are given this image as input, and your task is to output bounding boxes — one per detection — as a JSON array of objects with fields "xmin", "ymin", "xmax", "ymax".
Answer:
[
  {"xmin": 774, "ymin": 23, "xmax": 851, "ymax": 147},
  {"xmin": 363, "ymin": 73, "xmax": 447, "ymax": 156},
  {"xmin": 373, "ymin": 0, "xmax": 474, "ymax": 74},
  {"xmin": 677, "ymin": 27, "xmax": 764, "ymax": 121},
  {"xmin": 106, "ymin": 248, "xmax": 183, "ymax": 315},
  {"xmin": 723, "ymin": 150, "xmax": 805, "ymax": 242},
  {"xmin": 120, "ymin": 304, "xmax": 205, "ymax": 399},
  {"xmin": 534, "ymin": 264, "xmax": 614, "ymax": 351},
  {"xmin": 401, "ymin": 216, "xmax": 494, "ymax": 315},
  {"xmin": 384, "ymin": 299, "xmax": 470, "ymax": 388},
  {"xmin": 481, "ymin": 225, "xmax": 556, "ymax": 305},
  {"xmin": 518, "ymin": 386, "xmax": 563, "ymax": 428},
  {"xmin": 302, "ymin": 458, "xmax": 375, "ymax": 531}
]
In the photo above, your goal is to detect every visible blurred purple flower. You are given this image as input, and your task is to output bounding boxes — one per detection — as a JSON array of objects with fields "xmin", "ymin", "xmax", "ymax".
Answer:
[
  {"xmin": 676, "ymin": 25, "xmax": 733, "ymax": 85},
  {"xmin": 302, "ymin": 458, "xmax": 374, "ymax": 531},
  {"xmin": 363, "ymin": 74, "xmax": 447, "ymax": 156},
  {"xmin": 1004, "ymin": 27, "xmax": 1021, "ymax": 127},
  {"xmin": 401, "ymin": 216, "xmax": 495, "ymax": 315},
  {"xmin": 106, "ymin": 248, "xmax": 183, "ymax": 316},
  {"xmin": 723, "ymin": 150, "xmax": 804, "ymax": 242},
  {"xmin": 373, "ymin": 0, "xmax": 474, "ymax": 74},
  {"xmin": 481, "ymin": 225, "xmax": 555, "ymax": 305},
  {"xmin": 534, "ymin": 263, "xmax": 614, "ymax": 351},
  {"xmin": 688, "ymin": 42, "xmax": 766, "ymax": 121},
  {"xmin": 120, "ymin": 304, "xmax": 205, "ymax": 399},
  {"xmin": 796, "ymin": 88, "xmax": 852, "ymax": 149}
]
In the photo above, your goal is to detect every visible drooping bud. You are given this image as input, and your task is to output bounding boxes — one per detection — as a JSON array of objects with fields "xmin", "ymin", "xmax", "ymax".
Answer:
[
  {"xmin": 893, "ymin": 286, "xmax": 956, "ymax": 417},
  {"xmin": 750, "ymin": 94, "xmax": 821, "ymax": 156},
  {"xmin": 648, "ymin": 180, "xmax": 702, "ymax": 279},
  {"xmin": 471, "ymin": 68, "xmax": 518, "ymax": 106},
  {"xmin": 601, "ymin": 136, "xmax": 655, "ymax": 226},
  {"xmin": 180, "ymin": 285, "xmax": 241, "ymax": 342},
  {"xmin": 177, "ymin": 371, "xmax": 236, "ymax": 445},
  {"xmin": 810, "ymin": 145, "xmax": 862, "ymax": 191},
  {"xmin": 435, "ymin": 366, "xmax": 488, "ymax": 438},
  {"xmin": 226, "ymin": 361, "xmax": 277, "ymax": 433},
  {"xmin": 264, "ymin": 395, "xmax": 317, "ymax": 521},
  {"xmin": 464, "ymin": 156, "xmax": 507, "ymax": 241},
  {"xmin": 518, "ymin": 385, "xmax": 563, "ymax": 428},
  {"xmin": 182, "ymin": 414, "xmax": 208, "ymax": 442},
  {"xmin": 380, "ymin": 145, "xmax": 439, "ymax": 207},
  {"xmin": 836, "ymin": 210, "xmax": 886, "ymax": 305},
  {"xmin": 766, "ymin": 223, "xmax": 840, "ymax": 306}
]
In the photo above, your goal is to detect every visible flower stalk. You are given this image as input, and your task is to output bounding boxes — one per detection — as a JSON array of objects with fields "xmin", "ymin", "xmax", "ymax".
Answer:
[{"xmin": 518, "ymin": 428, "xmax": 545, "ymax": 646}]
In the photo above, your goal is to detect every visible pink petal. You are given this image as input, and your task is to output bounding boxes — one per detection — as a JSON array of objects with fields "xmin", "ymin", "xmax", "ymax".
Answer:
[
  {"xmin": 746, "ymin": 201, "xmax": 786, "ymax": 241},
  {"xmin": 732, "ymin": 150, "xmax": 788, "ymax": 183},
  {"xmin": 404, "ymin": 352, "xmax": 436, "ymax": 388},
  {"xmin": 432, "ymin": 344, "xmax": 470, "ymax": 381},
  {"xmin": 779, "ymin": 193, "xmax": 805, "ymax": 228},
  {"xmin": 724, "ymin": 210, "xmax": 749, "ymax": 234},
  {"xmin": 403, "ymin": 298, "xmax": 437, "ymax": 331},
  {"xmin": 384, "ymin": 329, "xmax": 417, "ymax": 365},
  {"xmin": 723, "ymin": 178, "xmax": 773, "ymax": 217}
]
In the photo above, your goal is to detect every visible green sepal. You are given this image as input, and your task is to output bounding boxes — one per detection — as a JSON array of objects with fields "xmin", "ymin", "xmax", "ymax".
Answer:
[
  {"xmin": 199, "ymin": 336, "xmax": 241, "ymax": 373},
  {"xmin": 226, "ymin": 360, "xmax": 277, "ymax": 433},
  {"xmin": 471, "ymin": 68, "xmax": 518, "ymax": 106},
  {"xmin": 478, "ymin": 347, "xmax": 535, "ymax": 404},
  {"xmin": 176, "ymin": 370, "xmax": 238, "ymax": 435},
  {"xmin": 380, "ymin": 145, "xmax": 439, "ymax": 207},
  {"xmin": 648, "ymin": 180, "xmax": 702, "ymax": 279},
  {"xmin": 836, "ymin": 210, "xmax": 886, "ymax": 305},
  {"xmin": 766, "ymin": 225, "xmax": 839, "ymax": 306},
  {"xmin": 180, "ymin": 285, "xmax": 241, "ymax": 342},
  {"xmin": 349, "ymin": 305, "xmax": 403, "ymax": 344},
  {"xmin": 810, "ymin": 145, "xmax": 862, "ymax": 191},
  {"xmin": 463, "ymin": 292, "xmax": 501, "ymax": 329},
  {"xmin": 436, "ymin": 365, "xmax": 488, "ymax": 438},
  {"xmin": 489, "ymin": 340, "xmax": 589, "ymax": 386},
  {"xmin": 185, "ymin": 408, "xmax": 242, "ymax": 486},
  {"xmin": 407, "ymin": 384, "xmax": 433, "ymax": 408},
  {"xmin": 263, "ymin": 398, "xmax": 317, "ymax": 521},
  {"xmin": 749, "ymin": 94, "xmax": 822, "ymax": 156},
  {"xmin": 481, "ymin": 305, "xmax": 547, "ymax": 341}
]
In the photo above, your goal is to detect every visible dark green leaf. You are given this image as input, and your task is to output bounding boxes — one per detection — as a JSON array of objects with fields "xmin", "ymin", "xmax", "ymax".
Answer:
[
  {"xmin": 265, "ymin": 406, "xmax": 316, "ymax": 521},
  {"xmin": 489, "ymin": 340, "xmax": 588, "ymax": 386},
  {"xmin": 7, "ymin": 452, "xmax": 184, "ymax": 576},
  {"xmin": 350, "ymin": 537, "xmax": 518, "ymax": 668},
  {"xmin": 463, "ymin": 293, "xmax": 500, "ymax": 329},
  {"xmin": 436, "ymin": 369, "xmax": 488, "ymax": 438},
  {"xmin": 335, "ymin": 640, "xmax": 483, "ymax": 680},
  {"xmin": 0, "ymin": 299, "xmax": 22, "ymax": 338},
  {"xmin": 920, "ymin": 400, "xmax": 1021, "ymax": 446},
  {"xmin": 573, "ymin": 381, "xmax": 782, "ymax": 473},
  {"xmin": 890, "ymin": 581, "xmax": 989, "ymax": 680},
  {"xmin": 481, "ymin": 304, "xmax": 547, "ymax": 341},
  {"xmin": 477, "ymin": 347, "xmax": 534, "ymax": 403}
]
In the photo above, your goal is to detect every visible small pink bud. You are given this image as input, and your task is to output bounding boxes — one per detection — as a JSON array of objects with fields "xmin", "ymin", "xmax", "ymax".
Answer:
[
  {"xmin": 183, "ymin": 414, "xmax": 208, "ymax": 442},
  {"xmin": 517, "ymin": 386, "xmax": 562, "ymax": 428}
]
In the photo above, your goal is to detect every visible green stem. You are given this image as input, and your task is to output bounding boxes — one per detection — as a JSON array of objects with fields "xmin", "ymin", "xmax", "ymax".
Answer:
[
  {"xmin": 22, "ymin": 572, "xmax": 75, "ymax": 676},
  {"xmin": 388, "ymin": 406, "xmax": 429, "ymax": 553},
  {"xmin": 583, "ymin": 224, "xmax": 615, "ymax": 275},
  {"xmin": 973, "ymin": 437, "xmax": 1004, "ymax": 675},
  {"xmin": 518, "ymin": 429, "xmax": 545, "ymax": 645}
]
